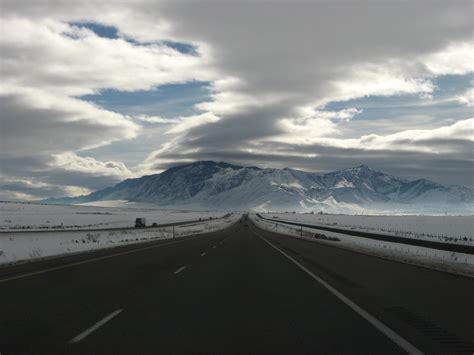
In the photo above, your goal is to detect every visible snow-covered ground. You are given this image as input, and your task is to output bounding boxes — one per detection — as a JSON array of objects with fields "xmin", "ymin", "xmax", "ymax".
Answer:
[
  {"xmin": 0, "ymin": 201, "xmax": 226, "ymax": 231},
  {"xmin": 0, "ymin": 213, "xmax": 240, "ymax": 266},
  {"xmin": 251, "ymin": 215, "xmax": 474, "ymax": 277},
  {"xmin": 262, "ymin": 213, "xmax": 473, "ymax": 246}
]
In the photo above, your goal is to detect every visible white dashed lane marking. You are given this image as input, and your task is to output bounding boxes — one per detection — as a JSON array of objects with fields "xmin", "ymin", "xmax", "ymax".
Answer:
[
  {"xmin": 69, "ymin": 309, "xmax": 123, "ymax": 344},
  {"xmin": 174, "ymin": 266, "xmax": 187, "ymax": 274}
]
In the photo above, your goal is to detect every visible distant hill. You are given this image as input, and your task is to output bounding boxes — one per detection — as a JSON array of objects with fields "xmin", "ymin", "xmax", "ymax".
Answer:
[{"xmin": 45, "ymin": 161, "xmax": 474, "ymax": 213}]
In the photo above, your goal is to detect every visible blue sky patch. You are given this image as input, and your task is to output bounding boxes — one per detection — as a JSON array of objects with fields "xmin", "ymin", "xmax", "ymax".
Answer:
[
  {"xmin": 70, "ymin": 22, "xmax": 197, "ymax": 55},
  {"xmin": 70, "ymin": 22, "xmax": 120, "ymax": 39},
  {"xmin": 80, "ymin": 81, "xmax": 212, "ymax": 118},
  {"xmin": 325, "ymin": 74, "xmax": 473, "ymax": 123},
  {"xmin": 124, "ymin": 37, "xmax": 198, "ymax": 55},
  {"xmin": 161, "ymin": 40, "xmax": 197, "ymax": 55}
]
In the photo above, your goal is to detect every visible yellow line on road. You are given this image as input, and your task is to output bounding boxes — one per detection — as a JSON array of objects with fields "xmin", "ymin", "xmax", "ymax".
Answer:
[{"xmin": 0, "ymin": 237, "xmax": 199, "ymax": 284}]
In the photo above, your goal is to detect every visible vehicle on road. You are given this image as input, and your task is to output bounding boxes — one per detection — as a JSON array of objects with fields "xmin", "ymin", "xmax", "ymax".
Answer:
[{"xmin": 135, "ymin": 218, "xmax": 146, "ymax": 228}]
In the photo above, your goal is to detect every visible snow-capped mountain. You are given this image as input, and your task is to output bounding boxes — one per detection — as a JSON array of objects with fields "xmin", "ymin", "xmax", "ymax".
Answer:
[{"xmin": 47, "ymin": 161, "xmax": 474, "ymax": 213}]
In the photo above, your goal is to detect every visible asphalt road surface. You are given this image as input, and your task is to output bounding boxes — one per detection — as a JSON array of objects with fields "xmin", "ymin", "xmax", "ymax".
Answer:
[{"xmin": 1, "ymin": 216, "xmax": 473, "ymax": 354}]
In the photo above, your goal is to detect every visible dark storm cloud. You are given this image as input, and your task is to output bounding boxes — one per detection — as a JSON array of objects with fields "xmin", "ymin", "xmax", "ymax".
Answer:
[
  {"xmin": 147, "ymin": 140, "xmax": 474, "ymax": 187},
  {"xmin": 0, "ymin": 95, "xmax": 135, "ymax": 157}
]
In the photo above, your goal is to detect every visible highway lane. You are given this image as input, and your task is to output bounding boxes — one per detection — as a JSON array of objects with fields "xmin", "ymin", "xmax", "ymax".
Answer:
[
  {"xmin": 0, "ymin": 226, "xmax": 239, "ymax": 354},
  {"xmin": 254, "ymin": 225, "xmax": 474, "ymax": 354},
  {"xmin": 1, "ymin": 217, "xmax": 473, "ymax": 354}
]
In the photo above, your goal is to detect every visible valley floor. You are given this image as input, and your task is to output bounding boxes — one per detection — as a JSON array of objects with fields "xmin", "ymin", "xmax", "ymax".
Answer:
[{"xmin": 0, "ymin": 201, "xmax": 226, "ymax": 231}]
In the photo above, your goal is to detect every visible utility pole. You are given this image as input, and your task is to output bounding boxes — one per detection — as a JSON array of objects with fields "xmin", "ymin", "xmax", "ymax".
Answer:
[{"xmin": 173, "ymin": 225, "xmax": 175, "ymax": 239}]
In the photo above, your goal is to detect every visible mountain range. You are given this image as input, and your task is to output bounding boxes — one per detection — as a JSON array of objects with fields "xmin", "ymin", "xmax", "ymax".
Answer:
[{"xmin": 46, "ymin": 161, "xmax": 474, "ymax": 213}]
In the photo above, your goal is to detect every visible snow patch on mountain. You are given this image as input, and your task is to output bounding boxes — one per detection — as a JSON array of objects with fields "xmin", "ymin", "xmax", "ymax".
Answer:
[{"xmin": 44, "ymin": 161, "xmax": 474, "ymax": 214}]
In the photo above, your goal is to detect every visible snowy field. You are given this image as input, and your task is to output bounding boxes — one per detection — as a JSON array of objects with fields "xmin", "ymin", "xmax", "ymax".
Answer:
[
  {"xmin": 262, "ymin": 213, "xmax": 473, "ymax": 246},
  {"xmin": 0, "ymin": 213, "xmax": 240, "ymax": 266},
  {"xmin": 0, "ymin": 201, "xmax": 227, "ymax": 231},
  {"xmin": 251, "ymin": 215, "xmax": 474, "ymax": 277}
]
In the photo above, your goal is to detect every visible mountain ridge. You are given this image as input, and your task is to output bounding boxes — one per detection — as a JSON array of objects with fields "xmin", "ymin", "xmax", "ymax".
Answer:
[{"xmin": 45, "ymin": 161, "xmax": 474, "ymax": 213}]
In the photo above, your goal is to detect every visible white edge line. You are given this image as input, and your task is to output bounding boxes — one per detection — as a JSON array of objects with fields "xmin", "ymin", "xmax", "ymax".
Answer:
[
  {"xmin": 254, "ymin": 231, "xmax": 423, "ymax": 355},
  {"xmin": 174, "ymin": 266, "xmax": 187, "ymax": 274},
  {"xmin": 69, "ymin": 309, "xmax": 123, "ymax": 344}
]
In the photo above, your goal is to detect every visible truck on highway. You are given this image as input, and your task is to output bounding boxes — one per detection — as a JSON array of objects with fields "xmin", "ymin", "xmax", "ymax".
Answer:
[{"xmin": 135, "ymin": 218, "xmax": 146, "ymax": 228}]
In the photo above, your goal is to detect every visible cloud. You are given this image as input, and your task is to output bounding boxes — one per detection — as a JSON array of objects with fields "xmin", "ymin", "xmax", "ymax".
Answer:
[
  {"xmin": 0, "ymin": 190, "xmax": 38, "ymax": 201},
  {"xmin": 166, "ymin": 112, "xmax": 221, "ymax": 134},
  {"xmin": 0, "ymin": 90, "xmax": 138, "ymax": 157},
  {"xmin": 356, "ymin": 118, "xmax": 474, "ymax": 153},
  {"xmin": 277, "ymin": 108, "xmax": 362, "ymax": 143},
  {"xmin": 422, "ymin": 42, "xmax": 474, "ymax": 76},
  {"xmin": 132, "ymin": 115, "xmax": 178, "ymax": 124},
  {"xmin": 0, "ymin": 12, "xmax": 216, "ymax": 199},
  {"xmin": 0, "ymin": 17, "xmax": 215, "ymax": 97},
  {"xmin": 457, "ymin": 88, "xmax": 474, "ymax": 107},
  {"xmin": 138, "ymin": 1, "xmax": 473, "ymax": 183},
  {"xmin": 51, "ymin": 152, "xmax": 135, "ymax": 179},
  {"xmin": 1, "ymin": 0, "xmax": 473, "ymax": 200},
  {"xmin": 0, "ymin": 175, "xmax": 92, "ymax": 199},
  {"xmin": 142, "ymin": 118, "xmax": 474, "ymax": 186}
]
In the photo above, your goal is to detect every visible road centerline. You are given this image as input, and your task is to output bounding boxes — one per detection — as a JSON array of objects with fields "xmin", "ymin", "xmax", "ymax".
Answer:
[
  {"xmin": 200, "ymin": 252, "xmax": 207, "ymax": 256},
  {"xmin": 69, "ymin": 309, "xmax": 123, "ymax": 344},
  {"xmin": 254, "ymin": 230, "xmax": 423, "ymax": 355}
]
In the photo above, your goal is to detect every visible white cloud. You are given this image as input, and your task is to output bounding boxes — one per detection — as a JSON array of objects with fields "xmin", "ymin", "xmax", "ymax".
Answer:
[
  {"xmin": 51, "ymin": 152, "xmax": 135, "ymax": 179},
  {"xmin": 358, "ymin": 118, "xmax": 474, "ymax": 153},
  {"xmin": 0, "ymin": 190, "xmax": 38, "ymax": 201},
  {"xmin": 0, "ymin": 17, "xmax": 216, "ymax": 97},
  {"xmin": 133, "ymin": 115, "xmax": 178, "ymax": 124},
  {"xmin": 278, "ymin": 108, "xmax": 362, "ymax": 143},
  {"xmin": 62, "ymin": 185, "xmax": 93, "ymax": 197},
  {"xmin": 166, "ymin": 112, "xmax": 220, "ymax": 134},
  {"xmin": 0, "ymin": 174, "xmax": 94, "ymax": 199},
  {"xmin": 457, "ymin": 88, "xmax": 474, "ymax": 107},
  {"xmin": 327, "ymin": 67, "xmax": 436, "ymax": 105},
  {"xmin": 422, "ymin": 42, "xmax": 474, "ymax": 76},
  {"xmin": 280, "ymin": 118, "xmax": 474, "ymax": 154}
]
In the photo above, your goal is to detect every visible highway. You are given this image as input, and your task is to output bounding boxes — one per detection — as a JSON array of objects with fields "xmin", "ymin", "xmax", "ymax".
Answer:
[{"xmin": 1, "ymin": 216, "xmax": 473, "ymax": 354}]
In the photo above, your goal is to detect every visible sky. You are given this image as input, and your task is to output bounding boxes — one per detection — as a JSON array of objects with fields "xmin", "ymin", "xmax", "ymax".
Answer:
[{"xmin": 0, "ymin": 0, "xmax": 473, "ymax": 200}]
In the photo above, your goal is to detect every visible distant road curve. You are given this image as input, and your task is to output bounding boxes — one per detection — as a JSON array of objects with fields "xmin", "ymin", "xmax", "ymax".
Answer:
[
  {"xmin": 256, "ymin": 214, "xmax": 474, "ymax": 255},
  {"xmin": 0, "ymin": 213, "xmax": 232, "ymax": 235}
]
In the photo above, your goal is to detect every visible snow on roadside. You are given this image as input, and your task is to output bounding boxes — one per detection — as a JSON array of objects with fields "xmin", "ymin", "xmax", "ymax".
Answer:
[
  {"xmin": 0, "ymin": 201, "xmax": 226, "ymax": 231},
  {"xmin": 262, "ymin": 213, "xmax": 474, "ymax": 246},
  {"xmin": 0, "ymin": 214, "xmax": 240, "ymax": 266},
  {"xmin": 251, "ymin": 215, "xmax": 474, "ymax": 278}
]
